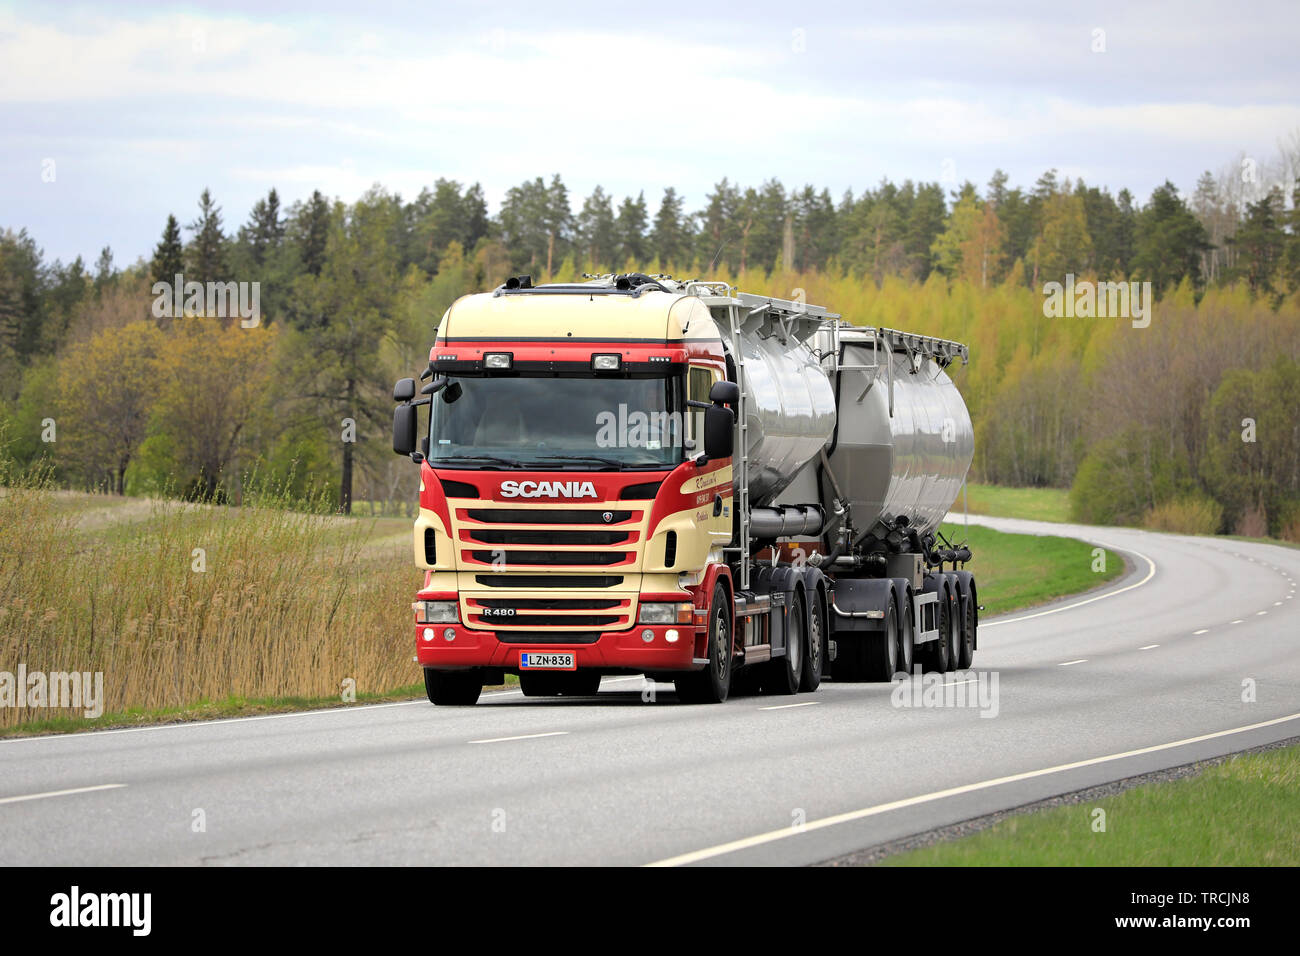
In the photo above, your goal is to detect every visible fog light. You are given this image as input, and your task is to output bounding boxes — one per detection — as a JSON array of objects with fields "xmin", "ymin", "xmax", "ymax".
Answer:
[
  {"xmin": 443, "ymin": 628, "xmax": 456, "ymax": 641},
  {"xmin": 665, "ymin": 629, "xmax": 679, "ymax": 643},
  {"xmin": 641, "ymin": 629, "xmax": 654, "ymax": 643},
  {"xmin": 422, "ymin": 628, "xmax": 435, "ymax": 642}
]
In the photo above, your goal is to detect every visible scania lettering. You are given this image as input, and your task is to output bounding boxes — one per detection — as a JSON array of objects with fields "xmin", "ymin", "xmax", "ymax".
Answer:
[
  {"xmin": 499, "ymin": 480, "xmax": 598, "ymax": 499},
  {"xmin": 393, "ymin": 273, "xmax": 978, "ymax": 705}
]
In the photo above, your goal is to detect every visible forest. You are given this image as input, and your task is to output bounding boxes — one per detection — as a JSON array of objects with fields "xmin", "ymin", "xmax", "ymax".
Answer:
[{"xmin": 2, "ymin": 139, "xmax": 1299, "ymax": 539}]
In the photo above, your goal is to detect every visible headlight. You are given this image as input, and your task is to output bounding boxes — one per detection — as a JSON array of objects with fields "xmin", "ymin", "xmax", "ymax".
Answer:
[
  {"xmin": 592, "ymin": 353, "xmax": 621, "ymax": 371},
  {"xmin": 413, "ymin": 600, "xmax": 458, "ymax": 623},
  {"xmin": 638, "ymin": 602, "xmax": 693, "ymax": 625},
  {"xmin": 484, "ymin": 352, "xmax": 513, "ymax": 369}
]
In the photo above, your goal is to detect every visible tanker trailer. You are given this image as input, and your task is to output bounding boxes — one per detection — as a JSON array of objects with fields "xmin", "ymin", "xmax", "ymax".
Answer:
[
  {"xmin": 687, "ymin": 282, "xmax": 977, "ymax": 686},
  {"xmin": 392, "ymin": 273, "xmax": 976, "ymax": 705}
]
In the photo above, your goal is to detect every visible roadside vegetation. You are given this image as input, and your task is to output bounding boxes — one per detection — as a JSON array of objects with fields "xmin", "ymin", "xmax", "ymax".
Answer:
[
  {"xmin": 0, "ymin": 480, "xmax": 1120, "ymax": 736},
  {"xmin": 881, "ymin": 742, "xmax": 1300, "ymax": 865},
  {"xmin": 940, "ymin": 521, "xmax": 1121, "ymax": 617},
  {"xmin": 949, "ymin": 483, "xmax": 1071, "ymax": 523}
]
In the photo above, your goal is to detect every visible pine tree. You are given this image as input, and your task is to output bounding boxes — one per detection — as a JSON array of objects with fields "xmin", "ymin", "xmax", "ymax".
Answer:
[
  {"xmin": 150, "ymin": 215, "xmax": 184, "ymax": 286},
  {"xmin": 651, "ymin": 187, "xmax": 692, "ymax": 268},
  {"xmin": 615, "ymin": 191, "xmax": 648, "ymax": 267},
  {"xmin": 576, "ymin": 186, "xmax": 616, "ymax": 269},
  {"xmin": 186, "ymin": 188, "xmax": 227, "ymax": 286},
  {"xmin": 297, "ymin": 190, "xmax": 331, "ymax": 277}
]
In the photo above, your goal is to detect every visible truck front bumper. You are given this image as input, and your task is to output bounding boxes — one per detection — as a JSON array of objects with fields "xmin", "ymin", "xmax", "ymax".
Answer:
[{"xmin": 415, "ymin": 623, "xmax": 703, "ymax": 672}]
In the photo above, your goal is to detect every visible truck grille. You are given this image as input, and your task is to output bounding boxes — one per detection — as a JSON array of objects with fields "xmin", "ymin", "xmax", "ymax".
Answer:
[
  {"xmin": 467, "ymin": 550, "xmax": 629, "ymax": 567},
  {"xmin": 494, "ymin": 631, "xmax": 604, "ymax": 645},
  {"xmin": 466, "ymin": 529, "xmax": 632, "ymax": 546},
  {"xmin": 464, "ymin": 508, "xmax": 636, "ymax": 525},
  {"xmin": 474, "ymin": 575, "xmax": 625, "ymax": 588}
]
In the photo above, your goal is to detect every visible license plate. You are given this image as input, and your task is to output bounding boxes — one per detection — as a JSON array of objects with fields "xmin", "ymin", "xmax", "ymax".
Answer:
[{"xmin": 519, "ymin": 652, "xmax": 576, "ymax": 670}]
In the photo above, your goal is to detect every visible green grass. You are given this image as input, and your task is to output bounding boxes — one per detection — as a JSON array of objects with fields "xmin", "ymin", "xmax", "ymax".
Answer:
[
  {"xmin": 950, "ymin": 483, "xmax": 1072, "ymax": 523},
  {"xmin": 941, "ymin": 521, "xmax": 1122, "ymax": 617},
  {"xmin": 882, "ymin": 742, "xmax": 1300, "ymax": 865}
]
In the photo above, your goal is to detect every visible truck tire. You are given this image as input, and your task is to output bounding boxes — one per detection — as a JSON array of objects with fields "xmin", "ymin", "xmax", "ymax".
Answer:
[
  {"xmin": 799, "ymin": 589, "xmax": 826, "ymax": 692},
  {"xmin": 922, "ymin": 585, "xmax": 953, "ymax": 673},
  {"xmin": 763, "ymin": 590, "xmax": 805, "ymax": 695},
  {"xmin": 955, "ymin": 580, "xmax": 976, "ymax": 669},
  {"xmin": 943, "ymin": 580, "xmax": 961, "ymax": 672},
  {"xmin": 864, "ymin": 597, "xmax": 900, "ymax": 681},
  {"xmin": 896, "ymin": 587, "xmax": 915, "ymax": 677},
  {"xmin": 956, "ymin": 593, "xmax": 975, "ymax": 669},
  {"xmin": 424, "ymin": 668, "xmax": 483, "ymax": 706},
  {"xmin": 675, "ymin": 582, "xmax": 733, "ymax": 704}
]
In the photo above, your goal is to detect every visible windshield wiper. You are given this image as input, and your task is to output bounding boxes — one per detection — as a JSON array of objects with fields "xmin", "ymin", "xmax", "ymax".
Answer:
[
  {"xmin": 430, "ymin": 454, "xmax": 522, "ymax": 469},
  {"xmin": 531, "ymin": 454, "xmax": 655, "ymax": 470}
]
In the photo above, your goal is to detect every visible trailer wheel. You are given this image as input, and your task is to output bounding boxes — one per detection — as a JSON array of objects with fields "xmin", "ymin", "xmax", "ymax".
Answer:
[
  {"xmin": 943, "ymin": 582, "xmax": 961, "ymax": 672},
  {"xmin": 424, "ymin": 668, "xmax": 483, "ymax": 706},
  {"xmin": 896, "ymin": 588, "xmax": 915, "ymax": 678},
  {"xmin": 763, "ymin": 591, "xmax": 805, "ymax": 695},
  {"xmin": 799, "ymin": 590, "xmax": 826, "ymax": 692},
  {"xmin": 864, "ymin": 596, "xmax": 900, "ymax": 681},
  {"xmin": 675, "ymin": 582, "xmax": 733, "ymax": 704},
  {"xmin": 956, "ymin": 589, "xmax": 975, "ymax": 669},
  {"xmin": 922, "ymin": 587, "xmax": 952, "ymax": 673}
]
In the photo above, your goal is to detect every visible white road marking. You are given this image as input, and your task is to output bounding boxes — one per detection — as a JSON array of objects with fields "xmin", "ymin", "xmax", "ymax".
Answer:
[
  {"xmin": 1059, "ymin": 659, "xmax": 1088, "ymax": 666},
  {"xmin": 645, "ymin": 711, "xmax": 1300, "ymax": 867},
  {"xmin": 759, "ymin": 701, "xmax": 820, "ymax": 711},
  {"xmin": 1140, "ymin": 644, "xmax": 1160, "ymax": 650},
  {"xmin": 468, "ymin": 731, "xmax": 569, "ymax": 745},
  {"xmin": 0, "ymin": 675, "xmax": 650, "ymax": 746},
  {"xmin": 1193, "ymin": 629, "xmax": 1209, "ymax": 635},
  {"xmin": 0, "ymin": 783, "xmax": 126, "ymax": 806},
  {"xmin": 1232, "ymin": 619, "xmax": 1244, "ymax": 625},
  {"xmin": 1257, "ymin": 611, "xmax": 1268, "ymax": 616},
  {"xmin": 1276, "ymin": 602, "xmax": 1284, "ymax": 607},
  {"xmin": 982, "ymin": 548, "xmax": 1156, "ymax": 629}
]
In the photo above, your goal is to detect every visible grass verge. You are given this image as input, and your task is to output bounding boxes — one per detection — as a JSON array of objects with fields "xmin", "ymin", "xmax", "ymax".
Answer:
[
  {"xmin": 949, "ymin": 482, "xmax": 1071, "ymax": 523},
  {"xmin": 880, "ymin": 741, "xmax": 1300, "ymax": 865},
  {"xmin": 940, "ymin": 521, "xmax": 1122, "ymax": 617}
]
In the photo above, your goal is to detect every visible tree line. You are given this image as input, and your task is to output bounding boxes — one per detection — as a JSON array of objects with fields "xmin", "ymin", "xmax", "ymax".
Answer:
[{"xmin": 1, "ymin": 138, "xmax": 1298, "ymax": 536}]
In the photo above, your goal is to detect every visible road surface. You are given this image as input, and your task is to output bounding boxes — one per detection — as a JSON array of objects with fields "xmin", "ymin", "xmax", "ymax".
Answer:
[{"xmin": 2, "ymin": 515, "xmax": 1297, "ymax": 866}]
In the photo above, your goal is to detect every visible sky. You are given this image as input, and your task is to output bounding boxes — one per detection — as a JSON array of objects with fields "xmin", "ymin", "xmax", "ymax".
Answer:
[{"xmin": 3, "ymin": 0, "xmax": 1299, "ymax": 268}]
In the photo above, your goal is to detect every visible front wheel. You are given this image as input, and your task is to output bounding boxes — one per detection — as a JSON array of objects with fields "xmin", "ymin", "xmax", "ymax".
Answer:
[
  {"xmin": 424, "ymin": 668, "xmax": 483, "ymax": 706},
  {"xmin": 676, "ymin": 582, "xmax": 733, "ymax": 704}
]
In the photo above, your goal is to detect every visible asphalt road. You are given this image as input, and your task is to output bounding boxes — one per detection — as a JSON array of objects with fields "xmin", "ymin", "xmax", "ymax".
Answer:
[{"xmin": 2, "ymin": 515, "xmax": 1297, "ymax": 866}]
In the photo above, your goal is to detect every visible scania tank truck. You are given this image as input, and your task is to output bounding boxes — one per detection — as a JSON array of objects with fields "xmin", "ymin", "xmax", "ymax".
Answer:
[{"xmin": 392, "ymin": 273, "xmax": 976, "ymax": 705}]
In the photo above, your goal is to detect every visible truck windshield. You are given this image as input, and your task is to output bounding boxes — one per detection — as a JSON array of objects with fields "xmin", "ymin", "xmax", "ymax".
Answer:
[{"xmin": 428, "ymin": 374, "xmax": 684, "ymax": 469}]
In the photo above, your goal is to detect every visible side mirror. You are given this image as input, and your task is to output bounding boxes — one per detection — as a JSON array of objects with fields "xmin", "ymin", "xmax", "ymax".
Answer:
[
  {"xmin": 393, "ymin": 403, "xmax": 418, "ymax": 456},
  {"xmin": 393, "ymin": 377, "xmax": 416, "ymax": 402},
  {"xmin": 703, "ymin": 403, "xmax": 734, "ymax": 460},
  {"xmin": 709, "ymin": 380, "xmax": 740, "ymax": 406}
]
